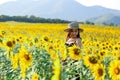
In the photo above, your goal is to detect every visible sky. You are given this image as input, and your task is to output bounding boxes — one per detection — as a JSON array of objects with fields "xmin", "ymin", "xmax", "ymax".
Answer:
[
  {"xmin": 0, "ymin": 0, "xmax": 16, "ymax": 4},
  {"xmin": 0, "ymin": 0, "xmax": 120, "ymax": 10},
  {"xmin": 75, "ymin": 0, "xmax": 120, "ymax": 10}
]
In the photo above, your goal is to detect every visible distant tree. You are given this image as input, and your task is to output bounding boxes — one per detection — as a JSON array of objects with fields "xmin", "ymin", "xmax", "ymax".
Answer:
[
  {"xmin": 0, "ymin": 15, "xmax": 70, "ymax": 23},
  {"xmin": 109, "ymin": 23, "xmax": 114, "ymax": 26},
  {"xmin": 102, "ymin": 22, "xmax": 107, "ymax": 25},
  {"xmin": 85, "ymin": 21, "xmax": 94, "ymax": 25}
]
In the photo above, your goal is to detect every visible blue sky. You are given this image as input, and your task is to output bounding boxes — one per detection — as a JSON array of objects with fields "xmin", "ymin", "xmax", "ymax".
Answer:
[{"xmin": 0, "ymin": 0, "xmax": 120, "ymax": 10}]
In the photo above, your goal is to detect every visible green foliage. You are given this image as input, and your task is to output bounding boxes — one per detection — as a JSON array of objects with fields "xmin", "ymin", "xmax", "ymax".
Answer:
[{"xmin": 0, "ymin": 15, "xmax": 70, "ymax": 23}]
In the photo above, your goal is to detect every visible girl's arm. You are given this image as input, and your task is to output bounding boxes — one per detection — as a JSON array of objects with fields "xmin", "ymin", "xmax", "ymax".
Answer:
[{"xmin": 76, "ymin": 38, "xmax": 82, "ymax": 48}]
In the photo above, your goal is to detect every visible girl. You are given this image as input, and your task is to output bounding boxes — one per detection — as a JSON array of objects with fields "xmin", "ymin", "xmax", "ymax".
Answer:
[
  {"xmin": 64, "ymin": 22, "xmax": 83, "ymax": 48},
  {"xmin": 64, "ymin": 22, "xmax": 83, "ymax": 80}
]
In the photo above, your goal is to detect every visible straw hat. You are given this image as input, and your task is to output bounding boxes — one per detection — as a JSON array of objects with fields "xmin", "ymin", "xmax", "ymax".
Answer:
[{"xmin": 64, "ymin": 22, "xmax": 83, "ymax": 32}]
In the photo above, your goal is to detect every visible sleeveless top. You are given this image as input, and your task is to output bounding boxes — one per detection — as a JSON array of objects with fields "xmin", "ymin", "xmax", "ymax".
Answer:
[
  {"xmin": 65, "ymin": 42, "xmax": 75, "ymax": 47},
  {"xmin": 65, "ymin": 37, "xmax": 82, "ymax": 47}
]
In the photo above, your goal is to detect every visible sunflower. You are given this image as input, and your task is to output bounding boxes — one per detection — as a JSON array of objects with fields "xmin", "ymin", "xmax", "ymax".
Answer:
[
  {"xmin": 83, "ymin": 55, "xmax": 98, "ymax": 69},
  {"xmin": 32, "ymin": 73, "xmax": 39, "ymax": 80},
  {"xmin": 83, "ymin": 47, "xmax": 92, "ymax": 55},
  {"xmin": 113, "ymin": 45, "xmax": 119, "ymax": 51},
  {"xmin": 3, "ymin": 37, "xmax": 16, "ymax": 51},
  {"xmin": 94, "ymin": 41, "xmax": 101, "ymax": 48},
  {"xmin": 19, "ymin": 49, "xmax": 33, "ymax": 68},
  {"xmin": 108, "ymin": 44, "xmax": 113, "ymax": 50},
  {"xmin": 49, "ymin": 50, "xmax": 59, "ymax": 61},
  {"xmin": 41, "ymin": 35, "xmax": 50, "ymax": 44},
  {"xmin": 45, "ymin": 43, "xmax": 55, "ymax": 52},
  {"xmin": 112, "ymin": 50, "xmax": 119, "ymax": 58},
  {"xmin": 108, "ymin": 60, "xmax": 120, "ymax": 80},
  {"xmin": 92, "ymin": 64, "xmax": 105, "ymax": 80},
  {"xmin": 97, "ymin": 50, "xmax": 109, "ymax": 59},
  {"xmin": 53, "ymin": 42, "xmax": 60, "ymax": 51},
  {"xmin": 18, "ymin": 46, "xmax": 33, "ymax": 78},
  {"xmin": 68, "ymin": 45, "xmax": 82, "ymax": 60},
  {"xmin": 112, "ymin": 51, "xmax": 120, "ymax": 60}
]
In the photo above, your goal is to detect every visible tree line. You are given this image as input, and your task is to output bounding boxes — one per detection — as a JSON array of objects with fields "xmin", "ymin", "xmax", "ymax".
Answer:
[{"xmin": 0, "ymin": 15, "xmax": 70, "ymax": 23}]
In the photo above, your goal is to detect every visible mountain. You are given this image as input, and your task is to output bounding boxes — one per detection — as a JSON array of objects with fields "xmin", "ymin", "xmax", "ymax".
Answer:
[
  {"xmin": 0, "ymin": 0, "xmax": 120, "ymax": 21},
  {"xmin": 86, "ymin": 14, "xmax": 120, "ymax": 25}
]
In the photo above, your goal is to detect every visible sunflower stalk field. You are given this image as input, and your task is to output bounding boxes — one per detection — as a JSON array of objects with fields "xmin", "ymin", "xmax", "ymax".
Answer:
[{"xmin": 0, "ymin": 22, "xmax": 120, "ymax": 80}]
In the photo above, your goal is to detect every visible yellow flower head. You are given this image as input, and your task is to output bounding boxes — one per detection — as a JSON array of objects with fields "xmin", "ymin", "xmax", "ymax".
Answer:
[
  {"xmin": 19, "ymin": 46, "xmax": 33, "ymax": 78},
  {"xmin": 92, "ymin": 64, "xmax": 105, "ymax": 80},
  {"xmin": 84, "ymin": 55, "xmax": 98, "ymax": 68},
  {"xmin": 32, "ymin": 73, "xmax": 39, "ymax": 80},
  {"xmin": 108, "ymin": 60, "xmax": 120, "ymax": 80},
  {"xmin": 68, "ymin": 45, "xmax": 82, "ymax": 60}
]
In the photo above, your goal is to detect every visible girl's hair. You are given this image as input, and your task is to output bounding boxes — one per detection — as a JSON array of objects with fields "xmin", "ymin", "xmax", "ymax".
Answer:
[{"xmin": 66, "ymin": 29, "xmax": 81, "ymax": 41}]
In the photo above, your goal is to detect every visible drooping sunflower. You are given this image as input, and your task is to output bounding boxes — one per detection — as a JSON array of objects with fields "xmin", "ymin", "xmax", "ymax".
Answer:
[
  {"xmin": 31, "ymin": 73, "xmax": 39, "ymax": 80},
  {"xmin": 108, "ymin": 60, "xmax": 120, "ymax": 80},
  {"xmin": 68, "ymin": 45, "xmax": 82, "ymax": 60},
  {"xmin": 92, "ymin": 64, "xmax": 105, "ymax": 80}
]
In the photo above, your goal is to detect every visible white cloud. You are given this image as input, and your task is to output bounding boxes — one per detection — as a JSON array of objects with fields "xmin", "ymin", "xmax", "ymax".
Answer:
[
  {"xmin": 75, "ymin": 0, "xmax": 120, "ymax": 10},
  {"xmin": 0, "ymin": 0, "xmax": 16, "ymax": 4}
]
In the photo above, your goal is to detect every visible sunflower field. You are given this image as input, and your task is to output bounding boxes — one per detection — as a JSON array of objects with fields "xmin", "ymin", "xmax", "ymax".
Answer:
[{"xmin": 0, "ymin": 22, "xmax": 120, "ymax": 80}]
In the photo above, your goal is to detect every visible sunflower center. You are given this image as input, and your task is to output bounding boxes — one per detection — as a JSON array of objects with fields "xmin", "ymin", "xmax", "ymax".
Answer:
[
  {"xmin": 98, "ymin": 68, "xmax": 103, "ymax": 76},
  {"xmin": 44, "ymin": 37, "xmax": 49, "ymax": 41},
  {"xmin": 100, "ymin": 52, "xmax": 104, "ymax": 56},
  {"xmin": 73, "ymin": 48, "xmax": 79, "ymax": 55},
  {"xmin": 13, "ymin": 40, "xmax": 16, "ymax": 44},
  {"xmin": 96, "ymin": 44, "xmax": 99, "ymax": 47},
  {"xmin": 24, "ymin": 54, "xmax": 30, "ymax": 61},
  {"xmin": 30, "ymin": 42, "xmax": 33, "ymax": 46},
  {"xmin": 89, "ymin": 57, "xmax": 97, "ymax": 64},
  {"xmin": 35, "ymin": 76, "xmax": 38, "ymax": 79},
  {"xmin": 118, "ymin": 57, "xmax": 120, "ymax": 60},
  {"xmin": 87, "ymin": 51, "xmax": 91, "ymax": 54},
  {"xmin": 115, "ymin": 47, "xmax": 118, "ymax": 50},
  {"xmin": 49, "ymin": 46, "xmax": 53, "ymax": 49},
  {"xmin": 6, "ymin": 41, "xmax": 13, "ymax": 47},
  {"xmin": 114, "ymin": 67, "xmax": 120, "ymax": 75},
  {"xmin": 16, "ymin": 39, "xmax": 19, "ymax": 42},
  {"xmin": 100, "ymin": 52, "xmax": 105, "ymax": 56}
]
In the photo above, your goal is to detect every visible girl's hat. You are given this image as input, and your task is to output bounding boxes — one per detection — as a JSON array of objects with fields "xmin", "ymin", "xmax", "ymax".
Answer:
[{"xmin": 64, "ymin": 22, "xmax": 83, "ymax": 32}]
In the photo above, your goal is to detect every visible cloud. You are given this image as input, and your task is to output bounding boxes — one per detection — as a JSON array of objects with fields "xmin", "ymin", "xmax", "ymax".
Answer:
[
  {"xmin": 75, "ymin": 0, "xmax": 120, "ymax": 10},
  {"xmin": 0, "ymin": 0, "xmax": 16, "ymax": 4}
]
